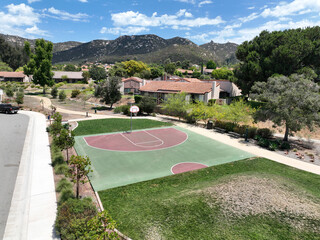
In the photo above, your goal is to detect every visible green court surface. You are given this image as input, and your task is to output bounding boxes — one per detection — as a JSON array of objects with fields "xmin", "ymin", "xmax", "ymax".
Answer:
[{"xmin": 74, "ymin": 126, "xmax": 254, "ymax": 191}]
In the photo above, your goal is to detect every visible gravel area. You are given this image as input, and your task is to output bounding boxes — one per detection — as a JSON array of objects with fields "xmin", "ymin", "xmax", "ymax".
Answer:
[{"xmin": 203, "ymin": 175, "xmax": 320, "ymax": 230}]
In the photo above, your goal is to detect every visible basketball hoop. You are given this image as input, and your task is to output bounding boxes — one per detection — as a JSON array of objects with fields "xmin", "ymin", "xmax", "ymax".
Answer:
[{"xmin": 129, "ymin": 105, "xmax": 140, "ymax": 132}]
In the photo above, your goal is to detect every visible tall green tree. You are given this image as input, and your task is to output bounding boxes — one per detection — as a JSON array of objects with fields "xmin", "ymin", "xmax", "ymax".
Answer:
[
  {"xmin": 252, "ymin": 74, "xmax": 320, "ymax": 141},
  {"xmin": 98, "ymin": 77, "xmax": 121, "ymax": 109},
  {"xmin": 23, "ymin": 39, "xmax": 54, "ymax": 94},
  {"xmin": 224, "ymin": 99, "xmax": 255, "ymax": 125},
  {"xmin": 82, "ymin": 71, "xmax": 90, "ymax": 83},
  {"xmin": 0, "ymin": 62, "xmax": 13, "ymax": 71},
  {"xmin": 89, "ymin": 65, "xmax": 107, "ymax": 81},
  {"xmin": 123, "ymin": 60, "xmax": 149, "ymax": 77},
  {"xmin": 206, "ymin": 60, "xmax": 217, "ymax": 69},
  {"xmin": 164, "ymin": 62, "xmax": 176, "ymax": 74},
  {"xmin": 211, "ymin": 68, "xmax": 234, "ymax": 80},
  {"xmin": 235, "ymin": 27, "xmax": 320, "ymax": 94},
  {"xmin": 68, "ymin": 155, "xmax": 92, "ymax": 199}
]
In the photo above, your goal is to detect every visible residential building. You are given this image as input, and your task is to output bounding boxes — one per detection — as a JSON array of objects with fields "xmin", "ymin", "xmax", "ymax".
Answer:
[
  {"xmin": 53, "ymin": 71, "xmax": 84, "ymax": 83},
  {"xmin": 139, "ymin": 80, "xmax": 241, "ymax": 104},
  {"xmin": 120, "ymin": 77, "xmax": 146, "ymax": 94},
  {"xmin": 0, "ymin": 72, "xmax": 30, "ymax": 82}
]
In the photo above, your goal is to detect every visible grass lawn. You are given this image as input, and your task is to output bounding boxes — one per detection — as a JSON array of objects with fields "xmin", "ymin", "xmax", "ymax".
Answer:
[
  {"xmin": 73, "ymin": 118, "xmax": 173, "ymax": 136},
  {"xmin": 99, "ymin": 158, "xmax": 320, "ymax": 240}
]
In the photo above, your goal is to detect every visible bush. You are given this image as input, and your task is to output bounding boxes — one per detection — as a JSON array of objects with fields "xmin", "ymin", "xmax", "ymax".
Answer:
[
  {"xmin": 258, "ymin": 137, "xmax": 270, "ymax": 148},
  {"xmin": 208, "ymin": 99, "xmax": 216, "ymax": 106},
  {"xmin": 214, "ymin": 120, "xmax": 237, "ymax": 132},
  {"xmin": 233, "ymin": 125, "xmax": 247, "ymax": 135},
  {"xmin": 58, "ymin": 189, "xmax": 75, "ymax": 205},
  {"xmin": 257, "ymin": 128, "xmax": 273, "ymax": 139},
  {"xmin": 247, "ymin": 101, "xmax": 265, "ymax": 109},
  {"xmin": 113, "ymin": 106, "xmax": 122, "ymax": 114},
  {"xmin": 280, "ymin": 141, "xmax": 291, "ymax": 150},
  {"xmin": 185, "ymin": 114, "xmax": 196, "ymax": 124},
  {"xmin": 55, "ymin": 163, "xmax": 69, "ymax": 175},
  {"xmin": 247, "ymin": 127, "xmax": 257, "ymax": 138},
  {"xmin": 269, "ymin": 141, "xmax": 279, "ymax": 151},
  {"xmin": 138, "ymin": 96, "xmax": 156, "ymax": 114},
  {"xmin": 52, "ymin": 155, "xmax": 65, "ymax": 167},
  {"xmin": 55, "ymin": 82, "xmax": 65, "ymax": 88},
  {"xmin": 71, "ymin": 89, "xmax": 81, "ymax": 98},
  {"xmin": 55, "ymin": 198, "xmax": 97, "ymax": 238},
  {"xmin": 56, "ymin": 178, "xmax": 73, "ymax": 193},
  {"xmin": 51, "ymin": 86, "xmax": 58, "ymax": 98},
  {"xmin": 59, "ymin": 90, "xmax": 67, "ymax": 101},
  {"xmin": 134, "ymin": 95, "xmax": 143, "ymax": 104}
]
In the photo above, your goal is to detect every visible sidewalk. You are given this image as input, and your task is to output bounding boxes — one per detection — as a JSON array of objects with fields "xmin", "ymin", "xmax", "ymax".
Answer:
[{"xmin": 3, "ymin": 111, "xmax": 58, "ymax": 240}]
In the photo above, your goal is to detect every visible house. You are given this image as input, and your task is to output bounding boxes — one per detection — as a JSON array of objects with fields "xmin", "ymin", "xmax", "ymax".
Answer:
[
  {"xmin": 200, "ymin": 79, "xmax": 241, "ymax": 99},
  {"xmin": 139, "ymin": 80, "xmax": 241, "ymax": 104},
  {"xmin": 0, "ymin": 72, "xmax": 30, "ymax": 82},
  {"xmin": 53, "ymin": 71, "xmax": 84, "ymax": 83},
  {"xmin": 120, "ymin": 77, "xmax": 147, "ymax": 94}
]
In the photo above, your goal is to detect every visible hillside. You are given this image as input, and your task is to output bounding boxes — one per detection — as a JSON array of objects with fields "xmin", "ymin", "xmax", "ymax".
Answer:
[
  {"xmin": 200, "ymin": 41, "xmax": 239, "ymax": 65},
  {"xmin": 0, "ymin": 33, "xmax": 82, "ymax": 53},
  {"xmin": 0, "ymin": 33, "xmax": 238, "ymax": 65}
]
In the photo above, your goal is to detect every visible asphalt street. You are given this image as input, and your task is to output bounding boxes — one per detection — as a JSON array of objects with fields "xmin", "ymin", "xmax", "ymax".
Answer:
[{"xmin": 0, "ymin": 113, "xmax": 29, "ymax": 239}]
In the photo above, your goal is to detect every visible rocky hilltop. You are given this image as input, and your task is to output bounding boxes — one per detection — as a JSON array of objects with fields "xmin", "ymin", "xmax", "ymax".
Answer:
[{"xmin": 1, "ymin": 33, "xmax": 238, "ymax": 65}]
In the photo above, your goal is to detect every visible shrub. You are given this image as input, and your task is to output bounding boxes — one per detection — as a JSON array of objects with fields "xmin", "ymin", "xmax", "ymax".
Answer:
[
  {"xmin": 113, "ymin": 106, "xmax": 122, "ymax": 114},
  {"xmin": 214, "ymin": 121, "xmax": 237, "ymax": 132},
  {"xmin": 258, "ymin": 137, "xmax": 270, "ymax": 148},
  {"xmin": 51, "ymin": 86, "xmax": 58, "ymax": 98},
  {"xmin": 56, "ymin": 178, "xmax": 73, "ymax": 193},
  {"xmin": 269, "ymin": 141, "xmax": 279, "ymax": 151},
  {"xmin": 280, "ymin": 141, "xmax": 291, "ymax": 150},
  {"xmin": 55, "ymin": 198, "xmax": 97, "ymax": 238},
  {"xmin": 128, "ymin": 91, "xmax": 133, "ymax": 95},
  {"xmin": 59, "ymin": 90, "xmax": 67, "ymax": 101},
  {"xmin": 185, "ymin": 114, "xmax": 196, "ymax": 124},
  {"xmin": 134, "ymin": 95, "xmax": 143, "ymax": 104},
  {"xmin": 55, "ymin": 82, "xmax": 65, "ymax": 88},
  {"xmin": 233, "ymin": 125, "xmax": 246, "ymax": 136},
  {"xmin": 208, "ymin": 99, "xmax": 216, "ymax": 106},
  {"xmin": 71, "ymin": 89, "xmax": 81, "ymax": 98},
  {"xmin": 138, "ymin": 96, "xmax": 156, "ymax": 114},
  {"xmin": 52, "ymin": 155, "xmax": 65, "ymax": 167},
  {"xmin": 247, "ymin": 127, "xmax": 257, "ymax": 138},
  {"xmin": 55, "ymin": 163, "xmax": 69, "ymax": 175},
  {"xmin": 257, "ymin": 128, "xmax": 273, "ymax": 139},
  {"xmin": 58, "ymin": 189, "xmax": 75, "ymax": 205}
]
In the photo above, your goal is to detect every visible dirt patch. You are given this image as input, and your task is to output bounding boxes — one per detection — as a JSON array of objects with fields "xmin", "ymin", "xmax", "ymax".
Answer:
[
  {"xmin": 202, "ymin": 175, "xmax": 320, "ymax": 229},
  {"xmin": 144, "ymin": 225, "xmax": 163, "ymax": 240}
]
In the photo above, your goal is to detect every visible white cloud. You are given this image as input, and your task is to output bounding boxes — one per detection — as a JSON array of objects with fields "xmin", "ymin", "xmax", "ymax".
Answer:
[
  {"xmin": 261, "ymin": 0, "xmax": 320, "ymax": 18},
  {"xmin": 78, "ymin": 0, "xmax": 88, "ymax": 2},
  {"xmin": 100, "ymin": 26, "xmax": 149, "ymax": 35},
  {"xmin": 27, "ymin": 0, "xmax": 41, "ymax": 3},
  {"xmin": 0, "ymin": 3, "xmax": 47, "ymax": 37},
  {"xmin": 248, "ymin": 6, "xmax": 255, "ymax": 10},
  {"xmin": 175, "ymin": 0, "xmax": 196, "ymax": 4},
  {"xmin": 198, "ymin": 0, "xmax": 213, "ymax": 7},
  {"xmin": 111, "ymin": 11, "xmax": 224, "ymax": 28},
  {"xmin": 185, "ymin": 33, "xmax": 209, "ymax": 42},
  {"xmin": 177, "ymin": 9, "xmax": 193, "ymax": 18},
  {"xmin": 25, "ymin": 25, "xmax": 48, "ymax": 36},
  {"xmin": 239, "ymin": 12, "xmax": 258, "ymax": 23},
  {"xmin": 45, "ymin": 7, "xmax": 89, "ymax": 22}
]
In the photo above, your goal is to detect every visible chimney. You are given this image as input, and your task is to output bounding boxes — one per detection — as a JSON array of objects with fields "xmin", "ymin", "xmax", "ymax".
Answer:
[{"xmin": 212, "ymin": 81, "xmax": 217, "ymax": 99}]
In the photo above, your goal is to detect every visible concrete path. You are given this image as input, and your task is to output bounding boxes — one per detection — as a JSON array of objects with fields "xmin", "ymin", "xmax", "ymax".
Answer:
[
  {"xmin": 0, "ymin": 114, "xmax": 29, "ymax": 239},
  {"xmin": 3, "ymin": 111, "xmax": 58, "ymax": 240}
]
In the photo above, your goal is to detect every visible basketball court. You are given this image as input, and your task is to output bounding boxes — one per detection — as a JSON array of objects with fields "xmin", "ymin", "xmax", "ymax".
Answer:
[{"xmin": 74, "ymin": 126, "xmax": 254, "ymax": 191}]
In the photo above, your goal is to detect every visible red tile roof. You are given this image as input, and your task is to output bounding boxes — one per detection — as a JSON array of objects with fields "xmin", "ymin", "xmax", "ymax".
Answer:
[
  {"xmin": 180, "ymin": 78, "xmax": 202, "ymax": 83},
  {"xmin": 122, "ymin": 77, "xmax": 143, "ymax": 83},
  {"xmin": 0, "ymin": 71, "xmax": 25, "ymax": 78},
  {"xmin": 140, "ymin": 81, "xmax": 213, "ymax": 94}
]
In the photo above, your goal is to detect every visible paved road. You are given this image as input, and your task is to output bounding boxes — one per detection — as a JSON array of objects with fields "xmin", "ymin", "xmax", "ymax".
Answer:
[{"xmin": 0, "ymin": 113, "xmax": 29, "ymax": 239}]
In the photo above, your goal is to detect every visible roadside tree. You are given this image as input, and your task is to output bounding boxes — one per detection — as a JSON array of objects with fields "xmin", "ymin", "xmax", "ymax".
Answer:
[
  {"xmin": 54, "ymin": 128, "xmax": 75, "ymax": 162},
  {"xmin": 252, "ymin": 74, "xmax": 320, "ymax": 141},
  {"xmin": 68, "ymin": 155, "xmax": 92, "ymax": 199}
]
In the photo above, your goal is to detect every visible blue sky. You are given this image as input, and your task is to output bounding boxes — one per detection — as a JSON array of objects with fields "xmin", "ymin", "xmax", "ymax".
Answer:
[{"xmin": 1, "ymin": 0, "xmax": 320, "ymax": 44}]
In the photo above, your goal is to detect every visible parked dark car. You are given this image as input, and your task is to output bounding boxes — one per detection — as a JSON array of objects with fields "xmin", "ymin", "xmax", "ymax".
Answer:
[{"xmin": 0, "ymin": 104, "xmax": 19, "ymax": 114}]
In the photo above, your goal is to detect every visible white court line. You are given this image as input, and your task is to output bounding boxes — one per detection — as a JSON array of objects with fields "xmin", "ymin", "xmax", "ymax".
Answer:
[
  {"xmin": 81, "ymin": 127, "xmax": 189, "ymax": 152},
  {"xmin": 120, "ymin": 131, "xmax": 164, "ymax": 148}
]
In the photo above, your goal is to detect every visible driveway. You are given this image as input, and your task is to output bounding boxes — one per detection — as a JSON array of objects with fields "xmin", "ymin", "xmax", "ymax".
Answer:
[{"xmin": 0, "ymin": 113, "xmax": 29, "ymax": 239}]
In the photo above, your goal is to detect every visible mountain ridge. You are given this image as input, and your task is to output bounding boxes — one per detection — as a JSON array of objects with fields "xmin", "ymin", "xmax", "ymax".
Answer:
[{"xmin": 0, "ymin": 33, "xmax": 239, "ymax": 65}]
